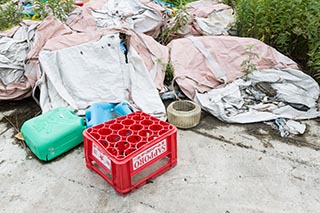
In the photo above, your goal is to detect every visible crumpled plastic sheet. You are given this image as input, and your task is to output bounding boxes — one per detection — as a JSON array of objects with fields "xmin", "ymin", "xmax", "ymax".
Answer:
[
  {"xmin": 162, "ymin": 0, "xmax": 235, "ymax": 39},
  {"xmin": 195, "ymin": 68, "xmax": 320, "ymax": 123},
  {"xmin": 187, "ymin": 0, "xmax": 235, "ymax": 36},
  {"xmin": 0, "ymin": 37, "xmax": 28, "ymax": 85},
  {"xmin": 169, "ymin": 36, "xmax": 298, "ymax": 100},
  {"xmin": 67, "ymin": 0, "xmax": 165, "ymax": 38},
  {"xmin": 38, "ymin": 33, "xmax": 166, "ymax": 119},
  {"xmin": 0, "ymin": 21, "xmax": 39, "ymax": 100}
]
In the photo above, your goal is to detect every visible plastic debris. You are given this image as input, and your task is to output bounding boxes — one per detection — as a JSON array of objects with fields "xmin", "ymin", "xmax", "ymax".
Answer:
[
  {"xmin": 161, "ymin": 91, "xmax": 177, "ymax": 101},
  {"xmin": 153, "ymin": 0, "xmax": 174, "ymax": 8},
  {"xmin": 275, "ymin": 118, "xmax": 290, "ymax": 137},
  {"xmin": 120, "ymin": 41, "xmax": 127, "ymax": 53},
  {"xmin": 286, "ymin": 120, "xmax": 306, "ymax": 135},
  {"xmin": 74, "ymin": 1, "xmax": 84, "ymax": 6},
  {"xmin": 274, "ymin": 118, "xmax": 306, "ymax": 137},
  {"xmin": 15, "ymin": 132, "xmax": 24, "ymax": 141},
  {"xmin": 86, "ymin": 103, "xmax": 115, "ymax": 128},
  {"xmin": 86, "ymin": 102, "xmax": 134, "ymax": 128},
  {"xmin": 114, "ymin": 102, "xmax": 133, "ymax": 116},
  {"xmin": 22, "ymin": 2, "xmax": 35, "ymax": 16},
  {"xmin": 21, "ymin": 2, "xmax": 41, "ymax": 20},
  {"xmin": 152, "ymin": 0, "xmax": 174, "ymax": 15}
]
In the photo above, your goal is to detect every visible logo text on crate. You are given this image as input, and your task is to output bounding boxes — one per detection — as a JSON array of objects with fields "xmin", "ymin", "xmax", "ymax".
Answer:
[{"xmin": 132, "ymin": 140, "xmax": 167, "ymax": 170}]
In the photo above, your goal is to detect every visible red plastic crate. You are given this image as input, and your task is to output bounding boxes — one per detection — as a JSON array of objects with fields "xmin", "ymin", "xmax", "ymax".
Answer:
[{"xmin": 83, "ymin": 111, "xmax": 177, "ymax": 195}]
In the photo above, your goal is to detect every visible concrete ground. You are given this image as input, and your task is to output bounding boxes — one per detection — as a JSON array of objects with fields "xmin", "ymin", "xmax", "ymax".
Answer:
[{"xmin": 1, "ymin": 98, "xmax": 320, "ymax": 212}]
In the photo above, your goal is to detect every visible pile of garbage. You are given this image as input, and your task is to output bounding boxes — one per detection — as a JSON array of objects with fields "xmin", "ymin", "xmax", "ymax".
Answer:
[
  {"xmin": 1, "ymin": 0, "xmax": 319, "ymax": 195},
  {"xmin": 1, "ymin": 0, "xmax": 319, "ymax": 140}
]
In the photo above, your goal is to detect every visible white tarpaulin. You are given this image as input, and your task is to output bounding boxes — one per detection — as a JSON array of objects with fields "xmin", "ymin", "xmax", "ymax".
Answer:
[
  {"xmin": 0, "ymin": 22, "xmax": 40, "ymax": 100},
  {"xmin": 186, "ymin": 0, "xmax": 234, "ymax": 36},
  {"xmin": 0, "ymin": 37, "xmax": 28, "ymax": 86},
  {"xmin": 38, "ymin": 33, "xmax": 166, "ymax": 119},
  {"xmin": 92, "ymin": 0, "xmax": 162, "ymax": 33},
  {"xmin": 195, "ymin": 68, "xmax": 320, "ymax": 123},
  {"xmin": 194, "ymin": 8, "xmax": 234, "ymax": 36},
  {"xmin": 161, "ymin": 0, "xmax": 235, "ymax": 40},
  {"xmin": 168, "ymin": 36, "xmax": 298, "ymax": 100}
]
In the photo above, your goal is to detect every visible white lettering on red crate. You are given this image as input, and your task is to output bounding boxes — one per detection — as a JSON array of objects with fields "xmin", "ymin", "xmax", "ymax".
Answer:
[
  {"xmin": 132, "ymin": 140, "xmax": 167, "ymax": 171},
  {"xmin": 92, "ymin": 144, "xmax": 111, "ymax": 171}
]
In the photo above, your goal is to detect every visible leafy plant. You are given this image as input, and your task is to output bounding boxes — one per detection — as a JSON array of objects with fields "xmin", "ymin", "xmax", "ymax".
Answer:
[
  {"xmin": 222, "ymin": 0, "xmax": 237, "ymax": 8},
  {"xmin": 241, "ymin": 45, "xmax": 259, "ymax": 78},
  {"xmin": 0, "ymin": 1, "xmax": 21, "ymax": 31},
  {"xmin": 164, "ymin": 63, "xmax": 175, "ymax": 85},
  {"xmin": 33, "ymin": 0, "xmax": 74, "ymax": 22},
  {"xmin": 234, "ymin": 0, "xmax": 320, "ymax": 83},
  {"xmin": 0, "ymin": 0, "xmax": 74, "ymax": 31},
  {"xmin": 157, "ymin": 4, "xmax": 189, "ymax": 45},
  {"xmin": 0, "ymin": 0, "xmax": 10, "ymax": 4},
  {"xmin": 164, "ymin": 0, "xmax": 195, "ymax": 7}
]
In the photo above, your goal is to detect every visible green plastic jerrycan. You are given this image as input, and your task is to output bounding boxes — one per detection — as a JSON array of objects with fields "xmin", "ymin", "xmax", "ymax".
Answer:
[{"xmin": 21, "ymin": 107, "xmax": 86, "ymax": 161}]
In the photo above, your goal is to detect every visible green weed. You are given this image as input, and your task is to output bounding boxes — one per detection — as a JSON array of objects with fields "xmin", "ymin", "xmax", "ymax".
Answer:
[
  {"xmin": 164, "ymin": 63, "xmax": 175, "ymax": 85},
  {"xmin": 164, "ymin": 0, "xmax": 195, "ymax": 6},
  {"xmin": 33, "ymin": 0, "xmax": 74, "ymax": 22},
  {"xmin": 241, "ymin": 45, "xmax": 259, "ymax": 78},
  {"xmin": 157, "ymin": 4, "xmax": 189, "ymax": 45},
  {"xmin": 0, "ymin": 0, "xmax": 74, "ymax": 31},
  {"xmin": 234, "ymin": 0, "xmax": 320, "ymax": 83},
  {"xmin": 222, "ymin": 0, "xmax": 237, "ymax": 8},
  {"xmin": 0, "ymin": 1, "xmax": 21, "ymax": 31}
]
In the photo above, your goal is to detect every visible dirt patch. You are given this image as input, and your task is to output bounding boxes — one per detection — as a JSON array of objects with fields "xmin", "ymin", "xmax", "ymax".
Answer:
[
  {"xmin": 0, "ymin": 97, "xmax": 39, "ymax": 111},
  {"xmin": 284, "ymin": 136, "xmax": 320, "ymax": 151},
  {"xmin": 193, "ymin": 111, "xmax": 233, "ymax": 130},
  {"xmin": 0, "ymin": 97, "xmax": 41, "ymax": 134},
  {"xmin": 0, "ymin": 98, "xmax": 41, "ymax": 158},
  {"xmin": 243, "ymin": 121, "xmax": 320, "ymax": 151},
  {"xmin": 193, "ymin": 111, "xmax": 320, "ymax": 151}
]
